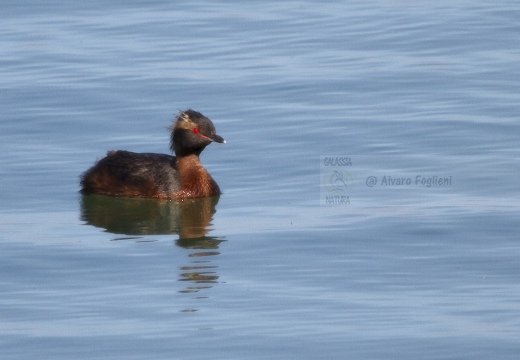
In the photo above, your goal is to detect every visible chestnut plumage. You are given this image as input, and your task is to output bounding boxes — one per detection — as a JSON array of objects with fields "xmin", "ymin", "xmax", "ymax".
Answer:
[{"xmin": 80, "ymin": 109, "xmax": 224, "ymax": 199}]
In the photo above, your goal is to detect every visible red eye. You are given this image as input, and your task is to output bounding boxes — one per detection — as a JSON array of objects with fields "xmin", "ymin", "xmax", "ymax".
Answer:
[{"xmin": 192, "ymin": 128, "xmax": 199, "ymax": 134}]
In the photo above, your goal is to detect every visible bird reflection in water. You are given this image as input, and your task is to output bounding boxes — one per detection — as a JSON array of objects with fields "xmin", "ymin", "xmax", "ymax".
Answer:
[
  {"xmin": 80, "ymin": 194, "xmax": 220, "ymax": 238},
  {"xmin": 80, "ymin": 194, "xmax": 224, "ymax": 310}
]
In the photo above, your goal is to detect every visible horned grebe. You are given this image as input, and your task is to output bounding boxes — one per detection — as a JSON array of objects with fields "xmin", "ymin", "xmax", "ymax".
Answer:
[{"xmin": 80, "ymin": 109, "xmax": 225, "ymax": 199}]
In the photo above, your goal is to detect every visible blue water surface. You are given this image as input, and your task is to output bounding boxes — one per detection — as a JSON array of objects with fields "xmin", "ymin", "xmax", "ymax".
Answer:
[{"xmin": 1, "ymin": 1, "xmax": 520, "ymax": 359}]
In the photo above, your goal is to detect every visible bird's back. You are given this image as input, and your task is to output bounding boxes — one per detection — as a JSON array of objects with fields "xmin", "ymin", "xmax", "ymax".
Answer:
[{"xmin": 81, "ymin": 150, "xmax": 180, "ymax": 199}]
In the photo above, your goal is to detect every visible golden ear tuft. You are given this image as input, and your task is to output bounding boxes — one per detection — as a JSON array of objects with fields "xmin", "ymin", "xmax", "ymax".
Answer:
[
  {"xmin": 172, "ymin": 110, "xmax": 196, "ymax": 130},
  {"xmin": 180, "ymin": 111, "xmax": 190, "ymax": 122}
]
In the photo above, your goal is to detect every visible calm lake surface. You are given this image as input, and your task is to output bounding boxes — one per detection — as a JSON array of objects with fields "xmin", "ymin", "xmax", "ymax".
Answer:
[{"xmin": 1, "ymin": 1, "xmax": 520, "ymax": 359}]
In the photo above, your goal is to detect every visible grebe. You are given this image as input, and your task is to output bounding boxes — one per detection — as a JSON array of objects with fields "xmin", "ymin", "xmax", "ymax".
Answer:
[{"xmin": 80, "ymin": 109, "xmax": 225, "ymax": 199}]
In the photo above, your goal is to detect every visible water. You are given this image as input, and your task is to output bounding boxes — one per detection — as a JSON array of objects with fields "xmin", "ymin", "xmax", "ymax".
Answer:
[{"xmin": 1, "ymin": 1, "xmax": 520, "ymax": 359}]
